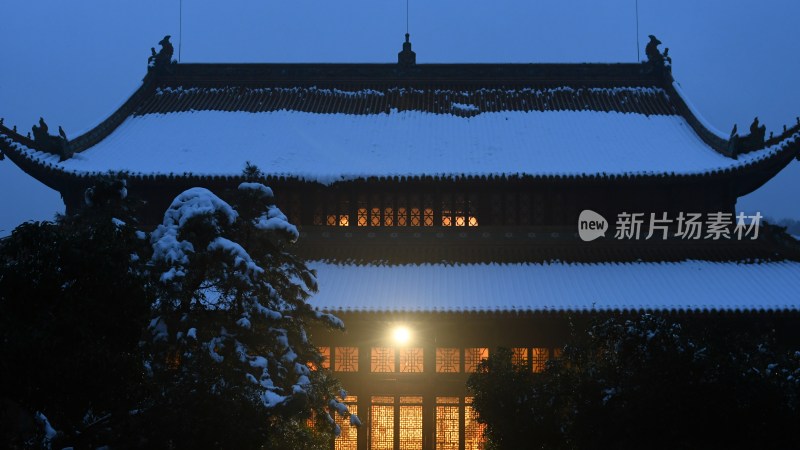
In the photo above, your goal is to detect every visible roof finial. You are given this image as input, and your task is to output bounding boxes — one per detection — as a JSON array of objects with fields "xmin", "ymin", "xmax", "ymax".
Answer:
[{"xmin": 398, "ymin": 33, "xmax": 416, "ymax": 66}]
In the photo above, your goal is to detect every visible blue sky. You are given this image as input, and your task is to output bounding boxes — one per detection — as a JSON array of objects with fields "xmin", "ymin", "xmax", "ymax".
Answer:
[{"xmin": 1, "ymin": 0, "xmax": 798, "ymax": 235}]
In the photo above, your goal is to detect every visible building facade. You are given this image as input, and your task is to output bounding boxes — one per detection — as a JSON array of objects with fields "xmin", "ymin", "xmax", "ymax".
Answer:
[{"xmin": 2, "ymin": 36, "xmax": 800, "ymax": 450}]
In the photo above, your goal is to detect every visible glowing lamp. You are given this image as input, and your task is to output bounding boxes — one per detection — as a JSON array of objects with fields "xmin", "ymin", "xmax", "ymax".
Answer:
[{"xmin": 392, "ymin": 325, "xmax": 411, "ymax": 345}]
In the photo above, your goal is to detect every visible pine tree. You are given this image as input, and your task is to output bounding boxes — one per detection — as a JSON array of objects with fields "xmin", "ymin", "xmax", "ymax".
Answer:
[{"xmin": 139, "ymin": 179, "xmax": 353, "ymax": 448}]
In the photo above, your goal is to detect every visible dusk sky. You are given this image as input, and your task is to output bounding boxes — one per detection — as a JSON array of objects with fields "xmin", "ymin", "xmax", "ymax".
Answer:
[{"xmin": 1, "ymin": 0, "xmax": 798, "ymax": 235}]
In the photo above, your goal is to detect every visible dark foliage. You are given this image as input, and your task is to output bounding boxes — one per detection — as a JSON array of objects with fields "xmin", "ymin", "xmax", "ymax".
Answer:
[
  {"xmin": 468, "ymin": 315, "xmax": 800, "ymax": 450},
  {"xmin": 0, "ymin": 179, "xmax": 152, "ymax": 448},
  {"xmin": 0, "ymin": 175, "xmax": 352, "ymax": 449}
]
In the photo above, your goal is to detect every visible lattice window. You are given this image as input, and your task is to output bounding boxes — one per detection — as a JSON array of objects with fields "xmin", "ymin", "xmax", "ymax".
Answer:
[
  {"xmin": 397, "ymin": 195, "xmax": 408, "ymax": 226},
  {"xmin": 512, "ymin": 348, "xmax": 528, "ymax": 367},
  {"xmin": 532, "ymin": 347, "xmax": 550, "ymax": 373},
  {"xmin": 384, "ymin": 194, "xmax": 394, "ymax": 226},
  {"xmin": 371, "ymin": 347, "xmax": 396, "ymax": 372},
  {"xmin": 423, "ymin": 195, "xmax": 434, "ymax": 226},
  {"xmin": 334, "ymin": 347, "xmax": 359, "ymax": 372},
  {"xmin": 468, "ymin": 194, "xmax": 479, "ymax": 226},
  {"xmin": 338, "ymin": 197, "xmax": 350, "ymax": 226},
  {"xmin": 410, "ymin": 208, "xmax": 421, "ymax": 226},
  {"xmin": 335, "ymin": 396, "xmax": 358, "ymax": 450},
  {"xmin": 436, "ymin": 348, "xmax": 460, "ymax": 373},
  {"xmin": 399, "ymin": 347, "xmax": 424, "ymax": 373},
  {"xmin": 327, "ymin": 214, "xmax": 338, "ymax": 226},
  {"xmin": 441, "ymin": 194, "xmax": 453, "ymax": 226},
  {"xmin": 399, "ymin": 398, "xmax": 423, "ymax": 450},
  {"xmin": 436, "ymin": 398, "xmax": 460, "ymax": 450},
  {"xmin": 357, "ymin": 208, "xmax": 368, "ymax": 226},
  {"xmin": 454, "ymin": 194, "xmax": 466, "ymax": 227},
  {"xmin": 410, "ymin": 196, "xmax": 421, "ymax": 226},
  {"xmin": 357, "ymin": 195, "xmax": 368, "ymax": 226},
  {"xmin": 310, "ymin": 346, "xmax": 329, "ymax": 370},
  {"xmin": 370, "ymin": 207, "xmax": 381, "ymax": 227},
  {"xmin": 464, "ymin": 397, "xmax": 486, "ymax": 450},
  {"xmin": 370, "ymin": 398, "xmax": 394, "ymax": 450},
  {"xmin": 465, "ymin": 347, "xmax": 489, "ymax": 373}
]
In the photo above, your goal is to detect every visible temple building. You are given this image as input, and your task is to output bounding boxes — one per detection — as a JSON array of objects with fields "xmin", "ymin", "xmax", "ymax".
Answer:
[{"xmin": 2, "ymin": 35, "xmax": 800, "ymax": 450}]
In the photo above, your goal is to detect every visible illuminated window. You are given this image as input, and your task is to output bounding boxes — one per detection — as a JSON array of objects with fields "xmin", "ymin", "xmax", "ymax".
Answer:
[
  {"xmin": 384, "ymin": 194, "xmax": 394, "ymax": 226},
  {"xmin": 399, "ymin": 347, "xmax": 424, "ymax": 373},
  {"xmin": 465, "ymin": 348, "xmax": 489, "ymax": 373},
  {"xmin": 410, "ymin": 208, "xmax": 421, "ymax": 226},
  {"xmin": 338, "ymin": 197, "xmax": 350, "ymax": 226},
  {"xmin": 436, "ymin": 348, "xmax": 460, "ymax": 373},
  {"xmin": 468, "ymin": 194, "xmax": 479, "ymax": 227},
  {"xmin": 532, "ymin": 347, "xmax": 550, "ymax": 373},
  {"xmin": 334, "ymin": 347, "xmax": 359, "ymax": 372},
  {"xmin": 397, "ymin": 195, "xmax": 408, "ymax": 226},
  {"xmin": 357, "ymin": 208, "xmax": 368, "ymax": 226},
  {"xmin": 358, "ymin": 195, "xmax": 368, "ymax": 226},
  {"xmin": 399, "ymin": 397, "xmax": 423, "ymax": 450},
  {"xmin": 442, "ymin": 194, "xmax": 453, "ymax": 227},
  {"xmin": 370, "ymin": 397, "xmax": 394, "ymax": 450},
  {"xmin": 370, "ymin": 207, "xmax": 381, "ymax": 227},
  {"xmin": 335, "ymin": 396, "xmax": 358, "ymax": 450},
  {"xmin": 465, "ymin": 397, "xmax": 487, "ymax": 450},
  {"xmin": 512, "ymin": 348, "xmax": 528, "ymax": 367},
  {"xmin": 384, "ymin": 207, "xmax": 394, "ymax": 226},
  {"xmin": 371, "ymin": 347, "xmax": 396, "ymax": 372},
  {"xmin": 436, "ymin": 397, "xmax": 460, "ymax": 450},
  {"xmin": 454, "ymin": 194, "xmax": 466, "ymax": 227},
  {"xmin": 327, "ymin": 214, "xmax": 338, "ymax": 226},
  {"xmin": 424, "ymin": 196, "xmax": 434, "ymax": 226},
  {"xmin": 423, "ymin": 208, "xmax": 434, "ymax": 227},
  {"xmin": 312, "ymin": 346, "xmax": 330, "ymax": 370}
]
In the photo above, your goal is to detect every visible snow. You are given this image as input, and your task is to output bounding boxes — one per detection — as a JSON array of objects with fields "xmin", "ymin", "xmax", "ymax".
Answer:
[
  {"xmin": 238, "ymin": 182, "xmax": 273, "ymax": 198},
  {"xmin": 671, "ymin": 81, "xmax": 730, "ymax": 140},
  {"xmin": 150, "ymin": 188, "xmax": 239, "ymax": 282},
  {"xmin": 306, "ymin": 260, "xmax": 800, "ymax": 312},
  {"xmin": 253, "ymin": 207, "xmax": 299, "ymax": 242},
  {"xmin": 11, "ymin": 106, "xmax": 798, "ymax": 182},
  {"xmin": 207, "ymin": 236, "xmax": 265, "ymax": 278}
]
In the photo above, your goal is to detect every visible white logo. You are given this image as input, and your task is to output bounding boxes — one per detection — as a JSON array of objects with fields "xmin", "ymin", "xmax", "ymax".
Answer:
[{"xmin": 578, "ymin": 210, "xmax": 608, "ymax": 242}]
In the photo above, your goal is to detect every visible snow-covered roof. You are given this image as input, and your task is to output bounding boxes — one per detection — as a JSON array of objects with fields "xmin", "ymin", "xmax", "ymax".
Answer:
[
  {"xmin": 9, "ymin": 105, "xmax": 799, "ymax": 183},
  {"xmin": 2, "ymin": 62, "xmax": 799, "ymax": 188},
  {"xmin": 307, "ymin": 260, "xmax": 800, "ymax": 313}
]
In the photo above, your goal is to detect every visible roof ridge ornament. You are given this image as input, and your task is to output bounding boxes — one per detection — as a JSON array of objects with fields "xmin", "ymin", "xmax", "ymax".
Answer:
[
  {"xmin": 398, "ymin": 33, "xmax": 416, "ymax": 66},
  {"xmin": 643, "ymin": 35, "xmax": 671, "ymax": 74},
  {"xmin": 30, "ymin": 117, "xmax": 73, "ymax": 161},
  {"xmin": 148, "ymin": 35, "xmax": 175, "ymax": 72},
  {"xmin": 728, "ymin": 117, "xmax": 767, "ymax": 158}
]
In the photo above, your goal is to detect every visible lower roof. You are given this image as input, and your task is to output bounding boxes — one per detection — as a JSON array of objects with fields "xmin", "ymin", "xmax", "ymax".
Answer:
[{"xmin": 306, "ymin": 260, "xmax": 800, "ymax": 313}]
